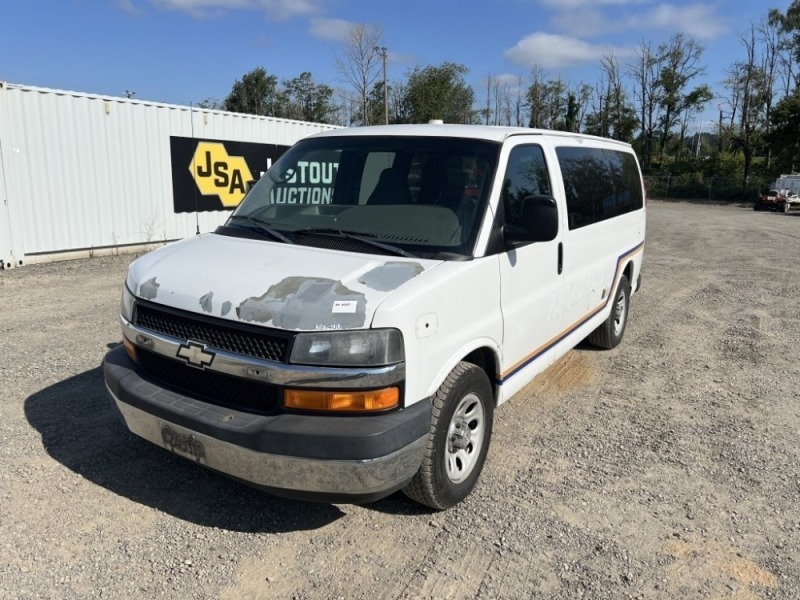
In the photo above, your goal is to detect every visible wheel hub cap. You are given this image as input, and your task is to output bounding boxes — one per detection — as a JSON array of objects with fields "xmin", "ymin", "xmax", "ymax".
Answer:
[{"xmin": 449, "ymin": 419, "xmax": 471, "ymax": 451}]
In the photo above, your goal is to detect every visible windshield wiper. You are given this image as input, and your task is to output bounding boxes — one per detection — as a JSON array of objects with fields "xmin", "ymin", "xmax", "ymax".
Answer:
[
  {"xmin": 228, "ymin": 215, "xmax": 294, "ymax": 245},
  {"xmin": 294, "ymin": 228, "xmax": 415, "ymax": 258}
]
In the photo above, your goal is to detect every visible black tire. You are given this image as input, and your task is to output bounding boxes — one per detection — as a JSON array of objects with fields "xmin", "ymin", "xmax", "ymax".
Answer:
[
  {"xmin": 781, "ymin": 202, "xmax": 790, "ymax": 214},
  {"xmin": 403, "ymin": 362, "xmax": 494, "ymax": 510},
  {"xmin": 588, "ymin": 274, "xmax": 630, "ymax": 349}
]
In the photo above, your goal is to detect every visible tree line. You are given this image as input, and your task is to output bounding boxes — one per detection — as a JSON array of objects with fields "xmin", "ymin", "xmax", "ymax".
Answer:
[{"xmin": 202, "ymin": 2, "xmax": 800, "ymax": 194}]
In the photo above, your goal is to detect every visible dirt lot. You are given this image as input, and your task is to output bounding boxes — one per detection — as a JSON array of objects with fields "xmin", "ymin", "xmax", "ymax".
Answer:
[{"xmin": 1, "ymin": 200, "xmax": 798, "ymax": 600}]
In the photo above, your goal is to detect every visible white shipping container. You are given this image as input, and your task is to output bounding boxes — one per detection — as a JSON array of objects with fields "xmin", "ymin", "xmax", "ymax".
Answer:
[
  {"xmin": 773, "ymin": 174, "xmax": 800, "ymax": 196},
  {"xmin": 0, "ymin": 82, "xmax": 339, "ymax": 269}
]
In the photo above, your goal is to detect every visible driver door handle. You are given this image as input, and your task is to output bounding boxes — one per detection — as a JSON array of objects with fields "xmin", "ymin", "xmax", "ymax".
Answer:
[{"xmin": 558, "ymin": 242, "xmax": 563, "ymax": 275}]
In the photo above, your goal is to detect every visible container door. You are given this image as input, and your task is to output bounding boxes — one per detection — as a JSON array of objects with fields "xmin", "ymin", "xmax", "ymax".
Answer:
[{"xmin": 0, "ymin": 127, "xmax": 19, "ymax": 269}]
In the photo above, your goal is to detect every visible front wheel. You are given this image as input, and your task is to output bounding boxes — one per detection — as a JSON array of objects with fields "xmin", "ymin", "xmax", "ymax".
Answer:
[
  {"xmin": 588, "ymin": 274, "xmax": 631, "ymax": 349},
  {"xmin": 403, "ymin": 362, "xmax": 494, "ymax": 510},
  {"xmin": 781, "ymin": 202, "xmax": 790, "ymax": 214}
]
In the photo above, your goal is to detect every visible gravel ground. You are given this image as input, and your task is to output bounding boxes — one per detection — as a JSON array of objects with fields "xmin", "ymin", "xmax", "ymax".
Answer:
[{"xmin": 1, "ymin": 200, "xmax": 798, "ymax": 600}]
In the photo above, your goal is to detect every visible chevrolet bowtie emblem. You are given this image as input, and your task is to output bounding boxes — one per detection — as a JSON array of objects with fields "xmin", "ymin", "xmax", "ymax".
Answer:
[{"xmin": 176, "ymin": 341, "xmax": 215, "ymax": 369}]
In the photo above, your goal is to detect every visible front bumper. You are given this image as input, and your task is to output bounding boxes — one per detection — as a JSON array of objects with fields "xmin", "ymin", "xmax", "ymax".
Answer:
[{"xmin": 103, "ymin": 346, "xmax": 430, "ymax": 503}]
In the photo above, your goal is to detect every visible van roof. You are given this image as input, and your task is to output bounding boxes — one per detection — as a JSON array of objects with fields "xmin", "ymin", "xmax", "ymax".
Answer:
[{"xmin": 307, "ymin": 123, "xmax": 634, "ymax": 148}]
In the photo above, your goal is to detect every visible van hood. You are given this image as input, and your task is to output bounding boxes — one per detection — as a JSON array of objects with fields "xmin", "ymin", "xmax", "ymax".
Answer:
[{"xmin": 127, "ymin": 233, "xmax": 437, "ymax": 331}]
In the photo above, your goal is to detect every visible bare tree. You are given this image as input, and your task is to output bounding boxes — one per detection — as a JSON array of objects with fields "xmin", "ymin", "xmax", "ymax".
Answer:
[
  {"xmin": 728, "ymin": 25, "xmax": 769, "ymax": 186},
  {"xmin": 335, "ymin": 23, "xmax": 384, "ymax": 126},
  {"xmin": 491, "ymin": 76, "xmax": 501, "ymax": 125},
  {"xmin": 515, "ymin": 75, "xmax": 525, "ymax": 127},
  {"xmin": 758, "ymin": 18, "xmax": 782, "ymax": 166},
  {"xmin": 629, "ymin": 40, "xmax": 663, "ymax": 169},
  {"xmin": 527, "ymin": 66, "xmax": 548, "ymax": 128},
  {"xmin": 600, "ymin": 53, "xmax": 631, "ymax": 140},
  {"xmin": 572, "ymin": 83, "xmax": 594, "ymax": 132},
  {"xmin": 498, "ymin": 80, "xmax": 512, "ymax": 126},
  {"xmin": 331, "ymin": 89, "xmax": 358, "ymax": 126},
  {"xmin": 656, "ymin": 34, "xmax": 710, "ymax": 163},
  {"xmin": 768, "ymin": 7, "xmax": 799, "ymax": 95},
  {"xmin": 484, "ymin": 73, "xmax": 495, "ymax": 125}
]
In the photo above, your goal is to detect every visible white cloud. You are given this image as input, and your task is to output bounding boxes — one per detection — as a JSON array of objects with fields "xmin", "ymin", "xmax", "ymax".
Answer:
[
  {"xmin": 308, "ymin": 17, "xmax": 356, "ymax": 42},
  {"xmin": 480, "ymin": 73, "xmax": 526, "ymax": 95},
  {"xmin": 116, "ymin": 0, "xmax": 145, "ymax": 15},
  {"xmin": 631, "ymin": 3, "xmax": 727, "ymax": 40},
  {"xmin": 149, "ymin": 0, "xmax": 326, "ymax": 20},
  {"xmin": 545, "ymin": 1, "xmax": 728, "ymax": 41},
  {"xmin": 496, "ymin": 73, "xmax": 525, "ymax": 87},
  {"xmin": 551, "ymin": 8, "xmax": 621, "ymax": 37},
  {"xmin": 505, "ymin": 32, "xmax": 634, "ymax": 69}
]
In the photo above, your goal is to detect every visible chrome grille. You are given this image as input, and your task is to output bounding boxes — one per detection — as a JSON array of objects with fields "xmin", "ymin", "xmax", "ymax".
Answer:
[{"xmin": 135, "ymin": 302, "xmax": 290, "ymax": 363}]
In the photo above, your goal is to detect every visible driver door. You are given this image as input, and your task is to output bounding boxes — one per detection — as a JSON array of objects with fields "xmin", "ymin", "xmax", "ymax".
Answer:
[{"xmin": 498, "ymin": 143, "xmax": 565, "ymax": 399}]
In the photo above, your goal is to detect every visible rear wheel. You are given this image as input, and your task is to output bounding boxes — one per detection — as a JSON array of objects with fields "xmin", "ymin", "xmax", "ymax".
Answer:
[
  {"xmin": 588, "ymin": 274, "xmax": 630, "ymax": 349},
  {"xmin": 403, "ymin": 362, "xmax": 494, "ymax": 510}
]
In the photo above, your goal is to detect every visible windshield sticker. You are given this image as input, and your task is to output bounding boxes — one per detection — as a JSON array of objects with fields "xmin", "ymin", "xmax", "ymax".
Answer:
[
  {"xmin": 332, "ymin": 300, "xmax": 358, "ymax": 314},
  {"xmin": 270, "ymin": 160, "xmax": 339, "ymax": 205}
]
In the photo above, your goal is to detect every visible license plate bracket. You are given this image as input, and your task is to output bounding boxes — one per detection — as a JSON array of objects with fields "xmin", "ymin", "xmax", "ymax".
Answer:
[{"xmin": 160, "ymin": 423, "xmax": 207, "ymax": 463}]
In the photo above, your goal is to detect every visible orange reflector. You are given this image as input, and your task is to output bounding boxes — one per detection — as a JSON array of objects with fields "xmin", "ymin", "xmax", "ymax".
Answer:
[
  {"xmin": 123, "ymin": 337, "xmax": 138, "ymax": 362},
  {"xmin": 284, "ymin": 388, "xmax": 399, "ymax": 412}
]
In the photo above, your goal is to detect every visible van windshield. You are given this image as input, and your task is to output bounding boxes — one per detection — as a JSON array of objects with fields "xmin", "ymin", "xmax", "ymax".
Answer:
[{"xmin": 228, "ymin": 136, "xmax": 500, "ymax": 259}]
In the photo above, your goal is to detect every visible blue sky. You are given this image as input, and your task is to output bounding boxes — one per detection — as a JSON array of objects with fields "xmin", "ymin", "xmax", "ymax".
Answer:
[{"xmin": 0, "ymin": 0, "xmax": 790, "ymax": 127}]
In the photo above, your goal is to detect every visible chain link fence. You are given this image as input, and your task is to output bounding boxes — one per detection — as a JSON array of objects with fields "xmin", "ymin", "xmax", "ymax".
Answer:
[{"xmin": 644, "ymin": 174, "xmax": 769, "ymax": 204}]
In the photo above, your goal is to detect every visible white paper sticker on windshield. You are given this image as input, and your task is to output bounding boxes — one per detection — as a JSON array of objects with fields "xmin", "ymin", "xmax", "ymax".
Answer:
[{"xmin": 332, "ymin": 301, "xmax": 358, "ymax": 314}]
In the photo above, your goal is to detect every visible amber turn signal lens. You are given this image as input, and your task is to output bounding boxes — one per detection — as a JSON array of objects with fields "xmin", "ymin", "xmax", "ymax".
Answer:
[
  {"xmin": 123, "ymin": 337, "xmax": 138, "ymax": 362},
  {"xmin": 283, "ymin": 388, "xmax": 399, "ymax": 412}
]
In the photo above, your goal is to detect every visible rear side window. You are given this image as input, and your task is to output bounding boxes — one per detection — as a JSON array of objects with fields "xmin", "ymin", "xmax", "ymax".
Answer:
[{"xmin": 556, "ymin": 147, "xmax": 643, "ymax": 230}]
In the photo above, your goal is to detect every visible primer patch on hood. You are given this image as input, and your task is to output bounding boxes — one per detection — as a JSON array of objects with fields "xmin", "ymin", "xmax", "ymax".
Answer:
[
  {"xmin": 237, "ymin": 277, "xmax": 367, "ymax": 330},
  {"xmin": 199, "ymin": 292, "xmax": 214, "ymax": 313},
  {"xmin": 221, "ymin": 301, "xmax": 232, "ymax": 316},
  {"xmin": 140, "ymin": 277, "xmax": 160, "ymax": 300},
  {"xmin": 358, "ymin": 262, "xmax": 425, "ymax": 292}
]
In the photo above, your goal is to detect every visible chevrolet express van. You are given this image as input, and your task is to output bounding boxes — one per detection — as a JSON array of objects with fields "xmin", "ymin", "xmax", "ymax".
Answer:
[{"xmin": 104, "ymin": 124, "xmax": 645, "ymax": 509}]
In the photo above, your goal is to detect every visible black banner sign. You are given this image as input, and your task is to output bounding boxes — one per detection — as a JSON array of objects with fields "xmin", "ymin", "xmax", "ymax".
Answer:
[{"xmin": 170, "ymin": 136, "xmax": 290, "ymax": 213}]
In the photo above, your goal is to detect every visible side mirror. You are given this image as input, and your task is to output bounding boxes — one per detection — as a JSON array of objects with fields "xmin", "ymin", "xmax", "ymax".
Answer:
[{"xmin": 503, "ymin": 195, "xmax": 559, "ymax": 244}]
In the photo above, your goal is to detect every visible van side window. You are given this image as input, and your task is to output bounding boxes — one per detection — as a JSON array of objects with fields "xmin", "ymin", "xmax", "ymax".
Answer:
[
  {"xmin": 556, "ymin": 147, "xmax": 643, "ymax": 230},
  {"xmin": 502, "ymin": 145, "xmax": 551, "ymax": 227}
]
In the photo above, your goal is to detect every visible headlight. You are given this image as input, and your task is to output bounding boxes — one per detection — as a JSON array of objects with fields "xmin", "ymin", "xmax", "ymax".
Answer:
[
  {"xmin": 290, "ymin": 329, "xmax": 403, "ymax": 367},
  {"xmin": 120, "ymin": 284, "xmax": 135, "ymax": 322}
]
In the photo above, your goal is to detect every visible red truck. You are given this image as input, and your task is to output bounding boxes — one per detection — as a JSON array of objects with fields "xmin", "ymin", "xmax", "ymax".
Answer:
[{"xmin": 754, "ymin": 189, "xmax": 799, "ymax": 213}]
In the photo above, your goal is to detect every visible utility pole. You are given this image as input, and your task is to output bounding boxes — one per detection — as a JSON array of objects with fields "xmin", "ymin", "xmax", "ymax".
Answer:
[{"xmin": 375, "ymin": 46, "xmax": 388, "ymax": 125}]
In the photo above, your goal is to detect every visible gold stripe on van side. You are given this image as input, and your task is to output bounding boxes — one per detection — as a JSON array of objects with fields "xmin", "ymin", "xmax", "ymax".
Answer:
[{"xmin": 498, "ymin": 241, "xmax": 644, "ymax": 383}]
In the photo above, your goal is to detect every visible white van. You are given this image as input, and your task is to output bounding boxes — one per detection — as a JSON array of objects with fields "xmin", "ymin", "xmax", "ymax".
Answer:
[{"xmin": 104, "ymin": 124, "xmax": 645, "ymax": 509}]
